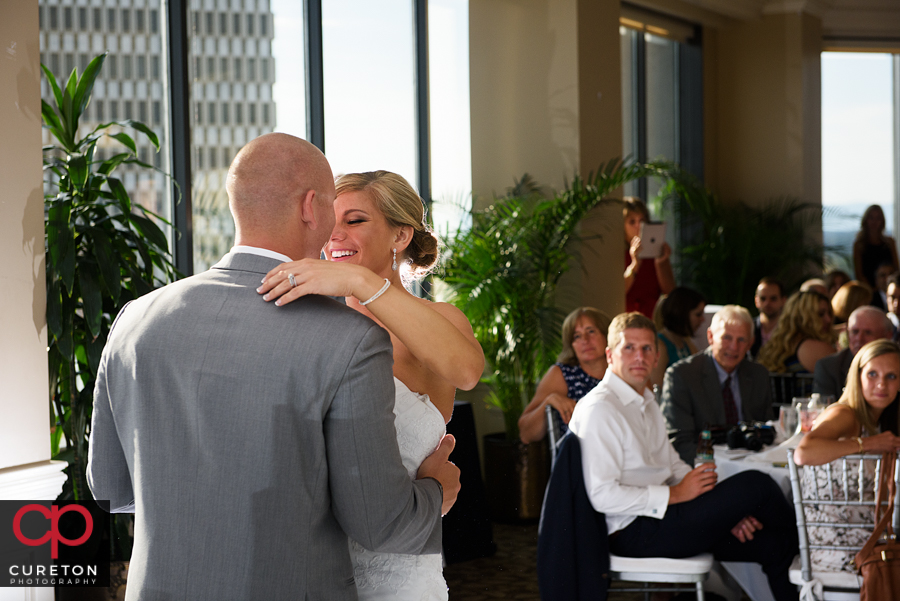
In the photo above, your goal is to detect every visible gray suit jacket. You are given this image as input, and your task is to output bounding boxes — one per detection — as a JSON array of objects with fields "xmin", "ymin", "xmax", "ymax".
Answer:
[
  {"xmin": 813, "ymin": 348, "xmax": 854, "ymax": 399},
  {"xmin": 660, "ymin": 349, "xmax": 774, "ymax": 464},
  {"xmin": 87, "ymin": 252, "xmax": 442, "ymax": 601}
]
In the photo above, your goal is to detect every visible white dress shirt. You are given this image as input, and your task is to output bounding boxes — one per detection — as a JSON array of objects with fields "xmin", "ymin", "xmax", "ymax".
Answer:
[
  {"xmin": 568, "ymin": 370, "xmax": 692, "ymax": 534},
  {"xmin": 230, "ymin": 245, "xmax": 292, "ymax": 263}
]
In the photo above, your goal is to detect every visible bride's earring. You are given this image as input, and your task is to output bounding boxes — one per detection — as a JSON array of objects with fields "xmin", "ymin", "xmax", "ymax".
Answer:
[{"xmin": 391, "ymin": 248, "xmax": 398, "ymax": 271}]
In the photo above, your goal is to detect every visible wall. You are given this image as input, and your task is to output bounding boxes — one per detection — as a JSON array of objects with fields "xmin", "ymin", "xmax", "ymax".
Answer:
[
  {"xmin": 707, "ymin": 12, "xmax": 823, "ymax": 210},
  {"xmin": 0, "ymin": 0, "xmax": 51, "ymax": 471}
]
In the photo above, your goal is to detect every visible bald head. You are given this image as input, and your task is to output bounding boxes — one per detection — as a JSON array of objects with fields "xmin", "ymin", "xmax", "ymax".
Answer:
[
  {"xmin": 227, "ymin": 133, "xmax": 335, "ymax": 258},
  {"xmin": 848, "ymin": 306, "xmax": 894, "ymax": 355}
]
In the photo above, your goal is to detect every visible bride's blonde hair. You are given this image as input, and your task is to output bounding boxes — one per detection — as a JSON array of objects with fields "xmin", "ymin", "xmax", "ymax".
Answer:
[{"xmin": 335, "ymin": 171, "xmax": 440, "ymax": 279}]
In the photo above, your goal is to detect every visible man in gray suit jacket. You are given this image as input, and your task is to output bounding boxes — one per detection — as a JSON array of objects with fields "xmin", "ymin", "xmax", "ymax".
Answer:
[
  {"xmin": 813, "ymin": 306, "xmax": 894, "ymax": 399},
  {"xmin": 661, "ymin": 305, "xmax": 774, "ymax": 464},
  {"xmin": 87, "ymin": 134, "xmax": 459, "ymax": 601}
]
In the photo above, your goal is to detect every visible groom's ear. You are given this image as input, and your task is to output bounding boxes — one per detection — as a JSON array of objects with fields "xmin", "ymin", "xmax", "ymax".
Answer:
[{"xmin": 299, "ymin": 189, "xmax": 319, "ymax": 230}]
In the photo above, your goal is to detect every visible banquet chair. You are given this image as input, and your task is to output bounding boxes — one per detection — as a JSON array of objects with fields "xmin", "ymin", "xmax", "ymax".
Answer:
[
  {"xmin": 770, "ymin": 372, "xmax": 815, "ymax": 412},
  {"xmin": 538, "ymin": 432, "xmax": 713, "ymax": 601},
  {"xmin": 786, "ymin": 450, "xmax": 900, "ymax": 600},
  {"xmin": 546, "ymin": 405, "xmax": 562, "ymax": 470}
]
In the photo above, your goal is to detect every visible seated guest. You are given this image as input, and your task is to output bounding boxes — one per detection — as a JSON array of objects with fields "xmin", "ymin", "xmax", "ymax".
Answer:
[
  {"xmin": 660, "ymin": 305, "xmax": 773, "ymax": 464},
  {"xmin": 758, "ymin": 290, "xmax": 835, "ymax": 374},
  {"xmin": 750, "ymin": 277, "xmax": 786, "ymax": 358},
  {"xmin": 870, "ymin": 261, "xmax": 893, "ymax": 311},
  {"xmin": 825, "ymin": 269, "xmax": 851, "ymax": 300},
  {"xmin": 649, "ymin": 287, "xmax": 706, "ymax": 390},
  {"xmin": 813, "ymin": 306, "xmax": 894, "ymax": 399},
  {"xmin": 569, "ymin": 312, "xmax": 799, "ymax": 601},
  {"xmin": 518, "ymin": 307, "xmax": 610, "ymax": 443},
  {"xmin": 800, "ymin": 278, "xmax": 828, "ymax": 296},
  {"xmin": 623, "ymin": 198, "xmax": 675, "ymax": 318},
  {"xmin": 887, "ymin": 272, "xmax": 900, "ymax": 335},
  {"xmin": 795, "ymin": 339, "xmax": 900, "ymax": 573},
  {"xmin": 831, "ymin": 280, "xmax": 873, "ymax": 326}
]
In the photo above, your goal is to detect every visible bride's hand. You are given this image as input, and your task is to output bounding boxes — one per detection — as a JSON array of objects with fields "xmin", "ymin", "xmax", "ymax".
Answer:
[{"xmin": 257, "ymin": 259, "xmax": 378, "ymax": 306}]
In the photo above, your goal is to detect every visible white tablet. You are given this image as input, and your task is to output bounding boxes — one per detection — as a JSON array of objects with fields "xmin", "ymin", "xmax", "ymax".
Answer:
[{"xmin": 637, "ymin": 222, "xmax": 666, "ymax": 259}]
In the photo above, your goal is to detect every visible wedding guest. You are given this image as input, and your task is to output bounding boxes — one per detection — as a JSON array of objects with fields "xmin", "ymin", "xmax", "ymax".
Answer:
[
  {"xmin": 831, "ymin": 280, "xmax": 874, "ymax": 325},
  {"xmin": 870, "ymin": 261, "xmax": 893, "ymax": 311},
  {"xmin": 649, "ymin": 287, "xmax": 705, "ymax": 390},
  {"xmin": 750, "ymin": 277, "xmax": 786, "ymax": 358},
  {"xmin": 825, "ymin": 270, "xmax": 851, "ymax": 300},
  {"xmin": 813, "ymin": 306, "xmax": 894, "ymax": 399},
  {"xmin": 661, "ymin": 305, "xmax": 773, "ymax": 464},
  {"xmin": 519, "ymin": 307, "xmax": 611, "ymax": 444},
  {"xmin": 569, "ymin": 312, "xmax": 799, "ymax": 601},
  {"xmin": 758, "ymin": 290, "xmax": 835, "ymax": 374},
  {"xmin": 800, "ymin": 278, "xmax": 828, "ymax": 296},
  {"xmin": 795, "ymin": 339, "xmax": 900, "ymax": 573},
  {"xmin": 853, "ymin": 205, "xmax": 899, "ymax": 290},
  {"xmin": 887, "ymin": 272, "xmax": 900, "ymax": 335},
  {"xmin": 623, "ymin": 198, "xmax": 675, "ymax": 318}
]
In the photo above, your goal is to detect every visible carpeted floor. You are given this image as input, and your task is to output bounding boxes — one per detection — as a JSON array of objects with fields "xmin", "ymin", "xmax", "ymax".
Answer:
[{"xmin": 444, "ymin": 521, "xmax": 750, "ymax": 600}]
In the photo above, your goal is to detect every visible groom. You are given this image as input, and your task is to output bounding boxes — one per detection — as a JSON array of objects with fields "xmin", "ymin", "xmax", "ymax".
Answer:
[{"xmin": 87, "ymin": 133, "xmax": 459, "ymax": 601}]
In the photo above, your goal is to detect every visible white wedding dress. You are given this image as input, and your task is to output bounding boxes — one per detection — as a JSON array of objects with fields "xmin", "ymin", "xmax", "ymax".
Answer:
[{"xmin": 349, "ymin": 377, "xmax": 449, "ymax": 600}]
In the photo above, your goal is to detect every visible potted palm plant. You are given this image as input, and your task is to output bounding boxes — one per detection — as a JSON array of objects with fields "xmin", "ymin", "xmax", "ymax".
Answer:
[
  {"xmin": 440, "ymin": 160, "xmax": 657, "ymax": 520},
  {"xmin": 42, "ymin": 53, "xmax": 178, "ymax": 573}
]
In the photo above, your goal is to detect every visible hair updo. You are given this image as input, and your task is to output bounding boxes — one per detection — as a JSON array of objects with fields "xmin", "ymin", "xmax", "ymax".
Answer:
[{"xmin": 334, "ymin": 170, "xmax": 440, "ymax": 278}]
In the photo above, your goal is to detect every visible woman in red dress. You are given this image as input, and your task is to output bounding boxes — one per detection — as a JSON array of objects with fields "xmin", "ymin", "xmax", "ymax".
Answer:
[{"xmin": 623, "ymin": 198, "xmax": 675, "ymax": 317}]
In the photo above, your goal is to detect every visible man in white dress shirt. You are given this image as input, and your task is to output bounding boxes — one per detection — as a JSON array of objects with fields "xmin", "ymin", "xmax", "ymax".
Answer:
[{"xmin": 568, "ymin": 312, "xmax": 798, "ymax": 601}]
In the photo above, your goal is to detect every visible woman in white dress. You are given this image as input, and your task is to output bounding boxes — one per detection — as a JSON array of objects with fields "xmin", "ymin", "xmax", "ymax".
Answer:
[
  {"xmin": 257, "ymin": 170, "xmax": 484, "ymax": 600},
  {"xmin": 794, "ymin": 339, "xmax": 900, "ymax": 573}
]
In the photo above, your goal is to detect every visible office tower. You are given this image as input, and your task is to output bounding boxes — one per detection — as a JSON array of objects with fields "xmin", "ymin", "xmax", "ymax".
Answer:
[{"xmin": 39, "ymin": 0, "xmax": 277, "ymax": 272}]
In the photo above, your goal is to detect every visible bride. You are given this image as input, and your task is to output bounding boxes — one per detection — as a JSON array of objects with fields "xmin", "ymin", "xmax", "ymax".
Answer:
[{"xmin": 257, "ymin": 170, "xmax": 484, "ymax": 600}]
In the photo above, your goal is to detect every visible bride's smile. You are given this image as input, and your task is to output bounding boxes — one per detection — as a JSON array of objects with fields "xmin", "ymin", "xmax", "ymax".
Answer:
[{"xmin": 326, "ymin": 190, "xmax": 404, "ymax": 276}]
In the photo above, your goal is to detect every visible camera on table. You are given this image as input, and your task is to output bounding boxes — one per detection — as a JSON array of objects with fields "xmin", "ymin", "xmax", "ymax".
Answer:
[{"xmin": 726, "ymin": 421, "xmax": 776, "ymax": 452}]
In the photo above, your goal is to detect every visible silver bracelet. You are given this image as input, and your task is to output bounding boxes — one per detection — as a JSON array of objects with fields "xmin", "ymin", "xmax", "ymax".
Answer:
[{"xmin": 360, "ymin": 278, "xmax": 391, "ymax": 306}]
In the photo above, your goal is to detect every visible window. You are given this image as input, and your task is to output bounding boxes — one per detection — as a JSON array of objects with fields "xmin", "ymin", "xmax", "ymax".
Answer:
[
  {"xmin": 64, "ymin": 53, "xmax": 74, "ymax": 77},
  {"xmin": 233, "ymin": 13, "xmax": 241, "ymax": 36},
  {"xmin": 235, "ymin": 103, "xmax": 243, "ymax": 125},
  {"xmin": 110, "ymin": 100, "xmax": 119, "ymax": 121},
  {"xmin": 152, "ymin": 56, "xmax": 161, "ymax": 80},
  {"xmin": 221, "ymin": 102, "xmax": 230, "ymax": 125},
  {"xmin": 95, "ymin": 100, "xmax": 104, "ymax": 122},
  {"xmin": 49, "ymin": 53, "xmax": 59, "ymax": 77},
  {"xmin": 247, "ymin": 14, "xmax": 255, "ymax": 36},
  {"xmin": 39, "ymin": 7, "xmax": 44, "ymax": 29},
  {"xmin": 260, "ymin": 14, "xmax": 268, "ymax": 36},
  {"xmin": 206, "ymin": 57, "xmax": 215, "ymax": 79},
  {"xmin": 123, "ymin": 56, "xmax": 133, "ymax": 79},
  {"xmin": 107, "ymin": 8, "xmax": 116, "ymax": 32},
  {"xmin": 210, "ymin": 147, "xmax": 218, "ymax": 169},
  {"xmin": 262, "ymin": 103, "xmax": 270, "ymax": 125},
  {"xmin": 219, "ymin": 13, "xmax": 228, "ymax": 36},
  {"xmin": 139, "ymin": 101, "xmax": 148, "ymax": 123},
  {"xmin": 108, "ymin": 55, "xmax": 118, "ymax": 79},
  {"xmin": 261, "ymin": 58, "xmax": 269, "ymax": 81},
  {"xmin": 194, "ymin": 102, "xmax": 203, "ymax": 125},
  {"xmin": 206, "ymin": 12, "xmax": 214, "ymax": 35},
  {"xmin": 822, "ymin": 53, "xmax": 897, "ymax": 275},
  {"xmin": 234, "ymin": 58, "xmax": 242, "ymax": 81},
  {"xmin": 220, "ymin": 57, "xmax": 229, "ymax": 79},
  {"xmin": 137, "ymin": 56, "xmax": 147, "ymax": 79},
  {"xmin": 78, "ymin": 7, "xmax": 87, "ymax": 31},
  {"xmin": 79, "ymin": 53, "xmax": 89, "ymax": 74},
  {"xmin": 124, "ymin": 100, "xmax": 133, "ymax": 120},
  {"xmin": 208, "ymin": 102, "xmax": 217, "ymax": 125},
  {"xmin": 322, "ymin": 0, "xmax": 417, "ymax": 182},
  {"xmin": 63, "ymin": 7, "xmax": 72, "ymax": 30},
  {"xmin": 93, "ymin": 8, "xmax": 101, "ymax": 31},
  {"xmin": 150, "ymin": 9, "xmax": 159, "ymax": 34},
  {"xmin": 153, "ymin": 101, "xmax": 161, "ymax": 126},
  {"xmin": 121, "ymin": 8, "xmax": 131, "ymax": 33},
  {"xmin": 249, "ymin": 103, "xmax": 257, "ymax": 125},
  {"xmin": 136, "ymin": 9, "xmax": 145, "ymax": 33},
  {"xmin": 248, "ymin": 58, "xmax": 256, "ymax": 81},
  {"xmin": 49, "ymin": 6, "xmax": 58, "ymax": 29},
  {"xmin": 194, "ymin": 57, "xmax": 202, "ymax": 79}
]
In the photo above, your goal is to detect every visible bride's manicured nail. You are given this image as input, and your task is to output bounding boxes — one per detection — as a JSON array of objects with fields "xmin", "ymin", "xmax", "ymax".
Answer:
[
  {"xmin": 275, "ymin": 299, "xmax": 282, "ymax": 306},
  {"xmin": 256, "ymin": 287, "xmax": 262, "ymax": 293},
  {"xmin": 261, "ymin": 277, "xmax": 266, "ymax": 284},
  {"xmin": 263, "ymin": 294, "xmax": 269, "ymax": 301}
]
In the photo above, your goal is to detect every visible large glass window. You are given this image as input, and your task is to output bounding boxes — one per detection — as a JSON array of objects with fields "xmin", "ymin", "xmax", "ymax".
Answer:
[
  {"xmin": 822, "ymin": 52, "xmax": 896, "ymax": 276},
  {"xmin": 321, "ymin": 0, "xmax": 418, "ymax": 186},
  {"xmin": 187, "ymin": 0, "xmax": 284, "ymax": 272},
  {"xmin": 39, "ymin": 0, "xmax": 172, "ymax": 233},
  {"xmin": 428, "ymin": 0, "xmax": 471, "ymax": 234}
]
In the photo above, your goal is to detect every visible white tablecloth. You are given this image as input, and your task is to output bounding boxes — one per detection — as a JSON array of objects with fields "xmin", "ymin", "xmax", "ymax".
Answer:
[{"xmin": 713, "ymin": 435, "xmax": 802, "ymax": 601}]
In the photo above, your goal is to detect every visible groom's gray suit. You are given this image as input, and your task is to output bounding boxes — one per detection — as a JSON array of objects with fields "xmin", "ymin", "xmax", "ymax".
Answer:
[{"xmin": 87, "ymin": 250, "xmax": 443, "ymax": 601}]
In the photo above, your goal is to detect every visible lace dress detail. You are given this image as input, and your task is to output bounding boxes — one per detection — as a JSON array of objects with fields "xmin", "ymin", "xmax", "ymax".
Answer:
[
  {"xmin": 349, "ymin": 378, "xmax": 448, "ymax": 600},
  {"xmin": 801, "ymin": 456, "xmax": 876, "ymax": 574}
]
